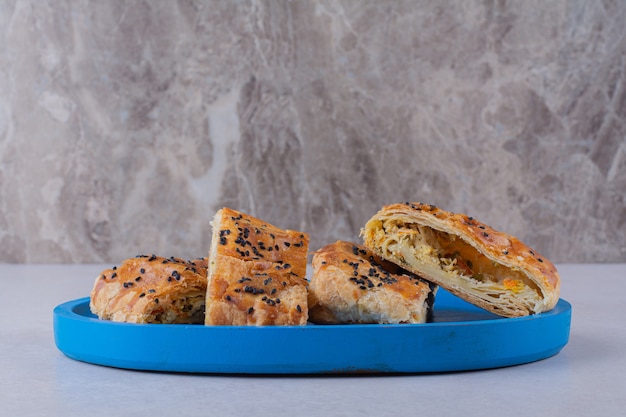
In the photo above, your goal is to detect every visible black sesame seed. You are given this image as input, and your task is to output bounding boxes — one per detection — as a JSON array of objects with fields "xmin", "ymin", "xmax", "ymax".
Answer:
[
  {"xmin": 538, "ymin": 258, "xmax": 544, "ymax": 262},
  {"xmin": 148, "ymin": 254, "xmax": 157, "ymax": 261},
  {"xmin": 139, "ymin": 292, "xmax": 146, "ymax": 298},
  {"xmin": 226, "ymin": 295, "xmax": 232, "ymax": 301},
  {"xmin": 296, "ymin": 305, "xmax": 302, "ymax": 313},
  {"xmin": 148, "ymin": 289, "xmax": 156, "ymax": 293},
  {"xmin": 154, "ymin": 298, "xmax": 159, "ymax": 304},
  {"xmin": 135, "ymin": 276, "xmax": 141, "ymax": 282},
  {"xmin": 284, "ymin": 242, "xmax": 291, "ymax": 247},
  {"xmin": 483, "ymin": 232, "xmax": 489, "ymax": 237},
  {"xmin": 111, "ymin": 272, "xmax": 117, "ymax": 279},
  {"xmin": 220, "ymin": 236, "xmax": 227, "ymax": 245},
  {"xmin": 247, "ymin": 307, "xmax": 254, "ymax": 314},
  {"xmin": 140, "ymin": 268, "xmax": 146, "ymax": 273}
]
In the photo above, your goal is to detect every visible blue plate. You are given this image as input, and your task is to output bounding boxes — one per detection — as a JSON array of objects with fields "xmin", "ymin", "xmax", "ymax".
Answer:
[{"xmin": 53, "ymin": 289, "xmax": 571, "ymax": 374}]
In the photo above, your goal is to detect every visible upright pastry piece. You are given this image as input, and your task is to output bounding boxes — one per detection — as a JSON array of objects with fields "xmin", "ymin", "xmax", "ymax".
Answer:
[
  {"xmin": 205, "ymin": 207, "xmax": 309, "ymax": 326},
  {"xmin": 90, "ymin": 255, "xmax": 208, "ymax": 324},
  {"xmin": 361, "ymin": 202, "xmax": 560, "ymax": 317},
  {"xmin": 308, "ymin": 241, "xmax": 436, "ymax": 324}
]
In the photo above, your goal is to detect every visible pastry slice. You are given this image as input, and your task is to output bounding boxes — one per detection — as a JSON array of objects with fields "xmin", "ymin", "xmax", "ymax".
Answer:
[
  {"xmin": 205, "ymin": 207, "xmax": 309, "ymax": 326},
  {"xmin": 308, "ymin": 241, "xmax": 436, "ymax": 324},
  {"xmin": 361, "ymin": 202, "xmax": 560, "ymax": 318},
  {"xmin": 90, "ymin": 255, "xmax": 208, "ymax": 323}
]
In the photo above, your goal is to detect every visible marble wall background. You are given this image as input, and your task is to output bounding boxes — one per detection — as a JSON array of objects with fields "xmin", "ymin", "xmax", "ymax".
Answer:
[{"xmin": 1, "ymin": 0, "xmax": 625, "ymax": 264}]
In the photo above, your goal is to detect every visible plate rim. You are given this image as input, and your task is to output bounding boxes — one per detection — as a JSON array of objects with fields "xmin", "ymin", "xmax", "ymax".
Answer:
[{"xmin": 53, "ymin": 293, "xmax": 572, "ymax": 374}]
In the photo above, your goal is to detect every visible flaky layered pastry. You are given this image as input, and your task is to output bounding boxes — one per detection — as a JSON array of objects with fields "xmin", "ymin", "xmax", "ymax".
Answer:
[
  {"xmin": 90, "ymin": 255, "xmax": 208, "ymax": 324},
  {"xmin": 205, "ymin": 207, "xmax": 309, "ymax": 326},
  {"xmin": 308, "ymin": 241, "xmax": 436, "ymax": 324},
  {"xmin": 361, "ymin": 202, "xmax": 560, "ymax": 317}
]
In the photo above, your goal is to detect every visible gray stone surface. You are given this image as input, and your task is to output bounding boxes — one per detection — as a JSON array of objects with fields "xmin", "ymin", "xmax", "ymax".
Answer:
[{"xmin": 1, "ymin": 1, "xmax": 625, "ymax": 263}]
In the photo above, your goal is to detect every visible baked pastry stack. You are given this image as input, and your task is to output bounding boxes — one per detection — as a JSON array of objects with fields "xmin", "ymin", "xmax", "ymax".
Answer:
[
  {"xmin": 90, "ymin": 255, "xmax": 207, "ymax": 324},
  {"xmin": 308, "ymin": 241, "xmax": 436, "ymax": 324},
  {"xmin": 360, "ymin": 202, "xmax": 560, "ymax": 317},
  {"xmin": 204, "ymin": 207, "xmax": 310, "ymax": 325},
  {"xmin": 89, "ymin": 202, "xmax": 561, "ymax": 325}
]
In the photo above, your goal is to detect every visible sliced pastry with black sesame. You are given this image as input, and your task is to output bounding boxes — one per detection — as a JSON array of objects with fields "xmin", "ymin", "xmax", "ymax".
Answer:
[
  {"xmin": 89, "ymin": 255, "xmax": 208, "ymax": 324},
  {"xmin": 205, "ymin": 207, "xmax": 309, "ymax": 326},
  {"xmin": 361, "ymin": 202, "xmax": 561, "ymax": 318},
  {"xmin": 308, "ymin": 241, "xmax": 436, "ymax": 324}
]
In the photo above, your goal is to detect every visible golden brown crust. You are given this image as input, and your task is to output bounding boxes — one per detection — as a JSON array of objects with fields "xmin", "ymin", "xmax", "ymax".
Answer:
[
  {"xmin": 205, "ymin": 208, "xmax": 309, "ymax": 326},
  {"xmin": 361, "ymin": 202, "xmax": 560, "ymax": 317},
  {"xmin": 89, "ymin": 255, "xmax": 208, "ymax": 323},
  {"xmin": 308, "ymin": 241, "xmax": 436, "ymax": 324}
]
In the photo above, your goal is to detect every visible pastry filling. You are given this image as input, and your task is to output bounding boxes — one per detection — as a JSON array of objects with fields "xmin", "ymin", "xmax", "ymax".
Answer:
[
  {"xmin": 372, "ymin": 219, "xmax": 543, "ymax": 310},
  {"xmin": 149, "ymin": 294, "xmax": 205, "ymax": 324}
]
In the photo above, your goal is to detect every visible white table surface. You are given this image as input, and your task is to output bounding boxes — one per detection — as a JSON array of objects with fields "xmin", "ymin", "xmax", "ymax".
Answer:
[{"xmin": 1, "ymin": 263, "xmax": 624, "ymax": 417}]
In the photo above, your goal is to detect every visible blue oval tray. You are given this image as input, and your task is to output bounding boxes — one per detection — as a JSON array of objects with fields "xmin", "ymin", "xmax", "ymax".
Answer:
[{"xmin": 53, "ymin": 289, "xmax": 571, "ymax": 374}]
